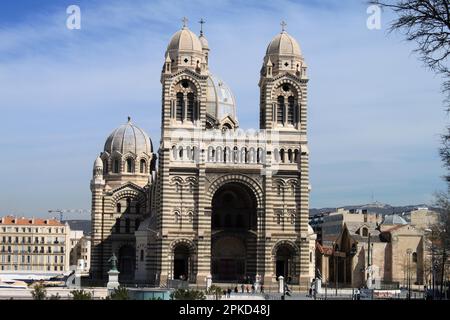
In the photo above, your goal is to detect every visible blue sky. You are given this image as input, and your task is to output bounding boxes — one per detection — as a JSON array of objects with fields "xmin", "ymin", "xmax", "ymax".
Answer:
[{"xmin": 0, "ymin": 0, "xmax": 447, "ymax": 219}]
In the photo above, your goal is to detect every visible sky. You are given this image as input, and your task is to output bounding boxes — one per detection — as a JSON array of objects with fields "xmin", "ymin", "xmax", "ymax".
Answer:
[{"xmin": 0, "ymin": 0, "xmax": 447, "ymax": 219}]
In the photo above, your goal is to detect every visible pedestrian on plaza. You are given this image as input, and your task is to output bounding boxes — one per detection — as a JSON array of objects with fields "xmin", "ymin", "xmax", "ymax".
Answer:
[
  {"xmin": 246, "ymin": 285, "xmax": 250, "ymax": 293},
  {"xmin": 241, "ymin": 284, "xmax": 245, "ymax": 293},
  {"xmin": 309, "ymin": 287, "xmax": 312, "ymax": 297},
  {"xmin": 227, "ymin": 288, "xmax": 232, "ymax": 298},
  {"xmin": 251, "ymin": 284, "xmax": 255, "ymax": 294},
  {"xmin": 260, "ymin": 285, "xmax": 264, "ymax": 293},
  {"xmin": 234, "ymin": 286, "xmax": 238, "ymax": 293}
]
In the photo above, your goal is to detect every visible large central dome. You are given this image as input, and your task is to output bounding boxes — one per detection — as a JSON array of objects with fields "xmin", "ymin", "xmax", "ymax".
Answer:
[{"xmin": 206, "ymin": 74, "xmax": 237, "ymax": 125}]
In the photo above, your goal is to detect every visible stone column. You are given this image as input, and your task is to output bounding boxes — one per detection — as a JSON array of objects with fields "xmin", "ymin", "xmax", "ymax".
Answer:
[{"xmin": 278, "ymin": 276, "xmax": 284, "ymax": 294}]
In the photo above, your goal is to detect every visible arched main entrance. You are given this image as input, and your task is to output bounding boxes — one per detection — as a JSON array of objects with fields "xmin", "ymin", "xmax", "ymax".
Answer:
[
  {"xmin": 118, "ymin": 245, "xmax": 135, "ymax": 281},
  {"xmin": 275, "ymin": 244, "xmax": 296, "ymax": 282},
  {"xmin": 211, "ymin": 182, "xmax": 257, "ymax": 282},
  {"xmin": 173, "ymin": 244, "xmax": 190, "ymax": 281}
]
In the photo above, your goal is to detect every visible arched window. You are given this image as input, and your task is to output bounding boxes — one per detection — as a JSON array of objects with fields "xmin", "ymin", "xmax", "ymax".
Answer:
[
  {"xmin": 233, "ymin": 147, "xmax": 239, "ymax": 163},
  {"xmin": 257, "ymin": 148, "xmax": 264, "ymax": 163},
  {"xmin": 187, "ymin": 93, "xmax": 195, "ymax": 122},
  {"xmin": 179, "ymin": 147, "xmax": 184, "ymax": 159},
  {"xmin": 113, "ymin": 159, "xmax": 120, "ymax": 173},
  {"xmin": 412, "ymin": 252, "xmax": 417, "ymax": 263},
  {"xmin": 277, "ymin": 96, "xmax": 285, "ymax": 124},
  {"xmin": 140, "ymin": 159, "xmax": 146, "ymax": 173},
  {"xmin": 287, "ymin": 96, "xmax": 295, "ymax": 125},
  {"xmin": 288, "ymin": 149, "xmax": 293, "ymax": 163},
  {"xmin": 116, "ymin": 203, "xmax": 121, "ymax": 213},
  {"xmin": 188, "ymin": 212, "xmax": 193, "ymax": 223},
  {"xmin": 310, "ymin": 252, "xmax": 313, "ymax": 263},
  {"xmin": 175, "ymin": 212, "xmax": 181, "ymax": 224},
  {"xmin": 280, "ymin": 149, "xmax": 285, "ymax": 163},
  {"xmin": 126, "ymin": 158, "xmax": 134, "ymax": 173},
  {"xmin": 176, "ymin": 92, "xmax": 184, "ymax": 121}
]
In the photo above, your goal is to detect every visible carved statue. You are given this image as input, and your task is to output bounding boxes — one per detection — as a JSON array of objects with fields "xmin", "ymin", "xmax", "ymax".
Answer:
[{"xmin": 108, "ymin": 253, "xmax": 118, "ymax": 271}]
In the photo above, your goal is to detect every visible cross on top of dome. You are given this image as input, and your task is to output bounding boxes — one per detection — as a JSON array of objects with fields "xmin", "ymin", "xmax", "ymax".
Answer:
[
  {"xmin": 280, "ymin": 20, "xmax": 287, "ymax": 33},
  {"xmin": 199, "ymin": 18, "xmax": 206, "ymax": 35},
  {"xmin": 182, "ymin": 17, "xmax": 189, "ymax": 28}
]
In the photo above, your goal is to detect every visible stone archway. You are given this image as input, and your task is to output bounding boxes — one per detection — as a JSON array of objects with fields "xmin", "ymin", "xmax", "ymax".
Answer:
[
  {"xmin": 211, "ymin": 182, "xmax": 258, "ymax": 282},
  {"xmin": 273, "ymin": 241, "xmax": 299, "ymax": 284},
  {"xmin": 170, "ymin": 239, "xmax": 196, "ymax": 283}
]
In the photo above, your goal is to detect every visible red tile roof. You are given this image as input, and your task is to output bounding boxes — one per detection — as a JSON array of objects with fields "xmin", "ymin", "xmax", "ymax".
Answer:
[
  {"xmin": 0, "ymin": 216, "xmax": 64, "ymax": 226},
  {"xmin": 316, "ymin": 242, "xmax": 334, "ymax": 256}
]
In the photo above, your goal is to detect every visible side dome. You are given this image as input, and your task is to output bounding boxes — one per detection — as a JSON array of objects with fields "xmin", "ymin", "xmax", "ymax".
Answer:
[
  {"xmin": 104, "ymin": 117, "xmax": 153, "ymax": 156},
  {"xmin": 199, "ymin": 34, "xmax": 209, "ymax": 50},
  {"xmin": 93, "ymin": 156, "xmax": 103, "ymax": 169},
  {"xmin": 266, "ymin": 31, "xmax": 302, "ymax": 57},
  {"xmin": 206, "ymin": 74, "xmax": 237, "ymax": 124},
  {"xmin": 167, "ymin": 27, "xmax": 203, "ymax": 54}
]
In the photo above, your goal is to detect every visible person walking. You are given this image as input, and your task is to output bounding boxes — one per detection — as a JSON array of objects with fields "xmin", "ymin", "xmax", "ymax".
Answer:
[
  {"xmin": 234, "ymin": 286, "xmax": 238, "ymax": 293},
  {"xmin": 227, "ymin": 288, "xmax": 232, "ymax": 298},
  {"xmin": 260, "ymin": 284, "xmax": 264, "ymax": 294},
  {"xmin": 241, "ymin": 284, "xmax": 245, "ymax": 293},
  {"xmin": 251, "ymin": 284, "xmax": 255, "ymax": 294}
]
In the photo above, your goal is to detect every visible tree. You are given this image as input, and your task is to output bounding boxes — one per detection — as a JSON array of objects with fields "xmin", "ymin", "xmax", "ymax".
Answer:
[
  {"xmin": 371, "ymin": 0, "xmax": 450, "ymax": 95},
  {"xmin": 108, "ymin": 286, "xmax": 130, "ymax": 300},
  {"xmin": 432, "ymin": 192, "xmax": 450, "ymax": 297},
  {"xmin": 70, "ymin": 289, "xmax": 93, "ymax": 300},
  {"xmin": 371, "ymin": 0, "xmax": 450, "ymax": 180},
  {"xmin": 206, "ymin": 285, "xmax": 223, "ymax": 300},
  {"xmin": 31, "ymin": 283, "xmax": 47, "ymax": 300},
  {"xmin": 170, "ymin": 289, "xmax": 206, "ymax": 300}
]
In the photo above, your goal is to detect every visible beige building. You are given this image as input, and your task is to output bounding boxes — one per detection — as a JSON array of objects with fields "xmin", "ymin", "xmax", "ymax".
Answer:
[
  {"xmin": 409, "ymin": 207, "xmax": 440, "ymax": 231},
  {"xmin": 316, "ymin": 210, "xmax": 425, "ymax": 289},
  {"xmin": 0, "ymin": 216, "xmax": 71, "ymax": 273},
  {"xmin": 69, "ymin": 230, "xmax": 91, "ymax": 272},
  {"xmin": 90, "ymin": 21, "xmax": 315, "ymax": 289}
]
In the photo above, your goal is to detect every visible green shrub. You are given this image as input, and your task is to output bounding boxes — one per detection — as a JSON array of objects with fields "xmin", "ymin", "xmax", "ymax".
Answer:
[
  {"xmin": 207, "ymin": 285, "xmax": 223, "ymax": 300},
  {"xmin": 71, "ymin": 289, "xmax": 93, "ymax": 300},
  {"xmin": 109, "ymin": 286, "xmax": 130, "ymax": 300},
  {"xmin": 170, "ymin": 289, "xmax": 206, "ymax": 300},
  {"xmin": 31, "ymin": 284, "xmax": 47, "ymax": 300}
]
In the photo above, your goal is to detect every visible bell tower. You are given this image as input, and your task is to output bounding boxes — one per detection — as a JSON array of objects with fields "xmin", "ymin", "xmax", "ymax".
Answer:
[
  {"xmin": 258, "ymin": 23, "xmax": 312, "ymax": 289},
  {"xmin": 259, "ymin": 21, "xmax": 308, "ymax": 133}
]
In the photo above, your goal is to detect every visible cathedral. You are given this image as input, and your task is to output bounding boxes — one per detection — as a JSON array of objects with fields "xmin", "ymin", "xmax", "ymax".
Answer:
[{"xmin": 90, "ymin": 20, "xmax": 316, "ymax": 289}]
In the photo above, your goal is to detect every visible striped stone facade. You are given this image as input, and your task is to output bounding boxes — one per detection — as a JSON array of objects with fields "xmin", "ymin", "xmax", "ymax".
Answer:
[{"xmin": 91, "ymin": 25, "xmax": 315, "ymax": 289}]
